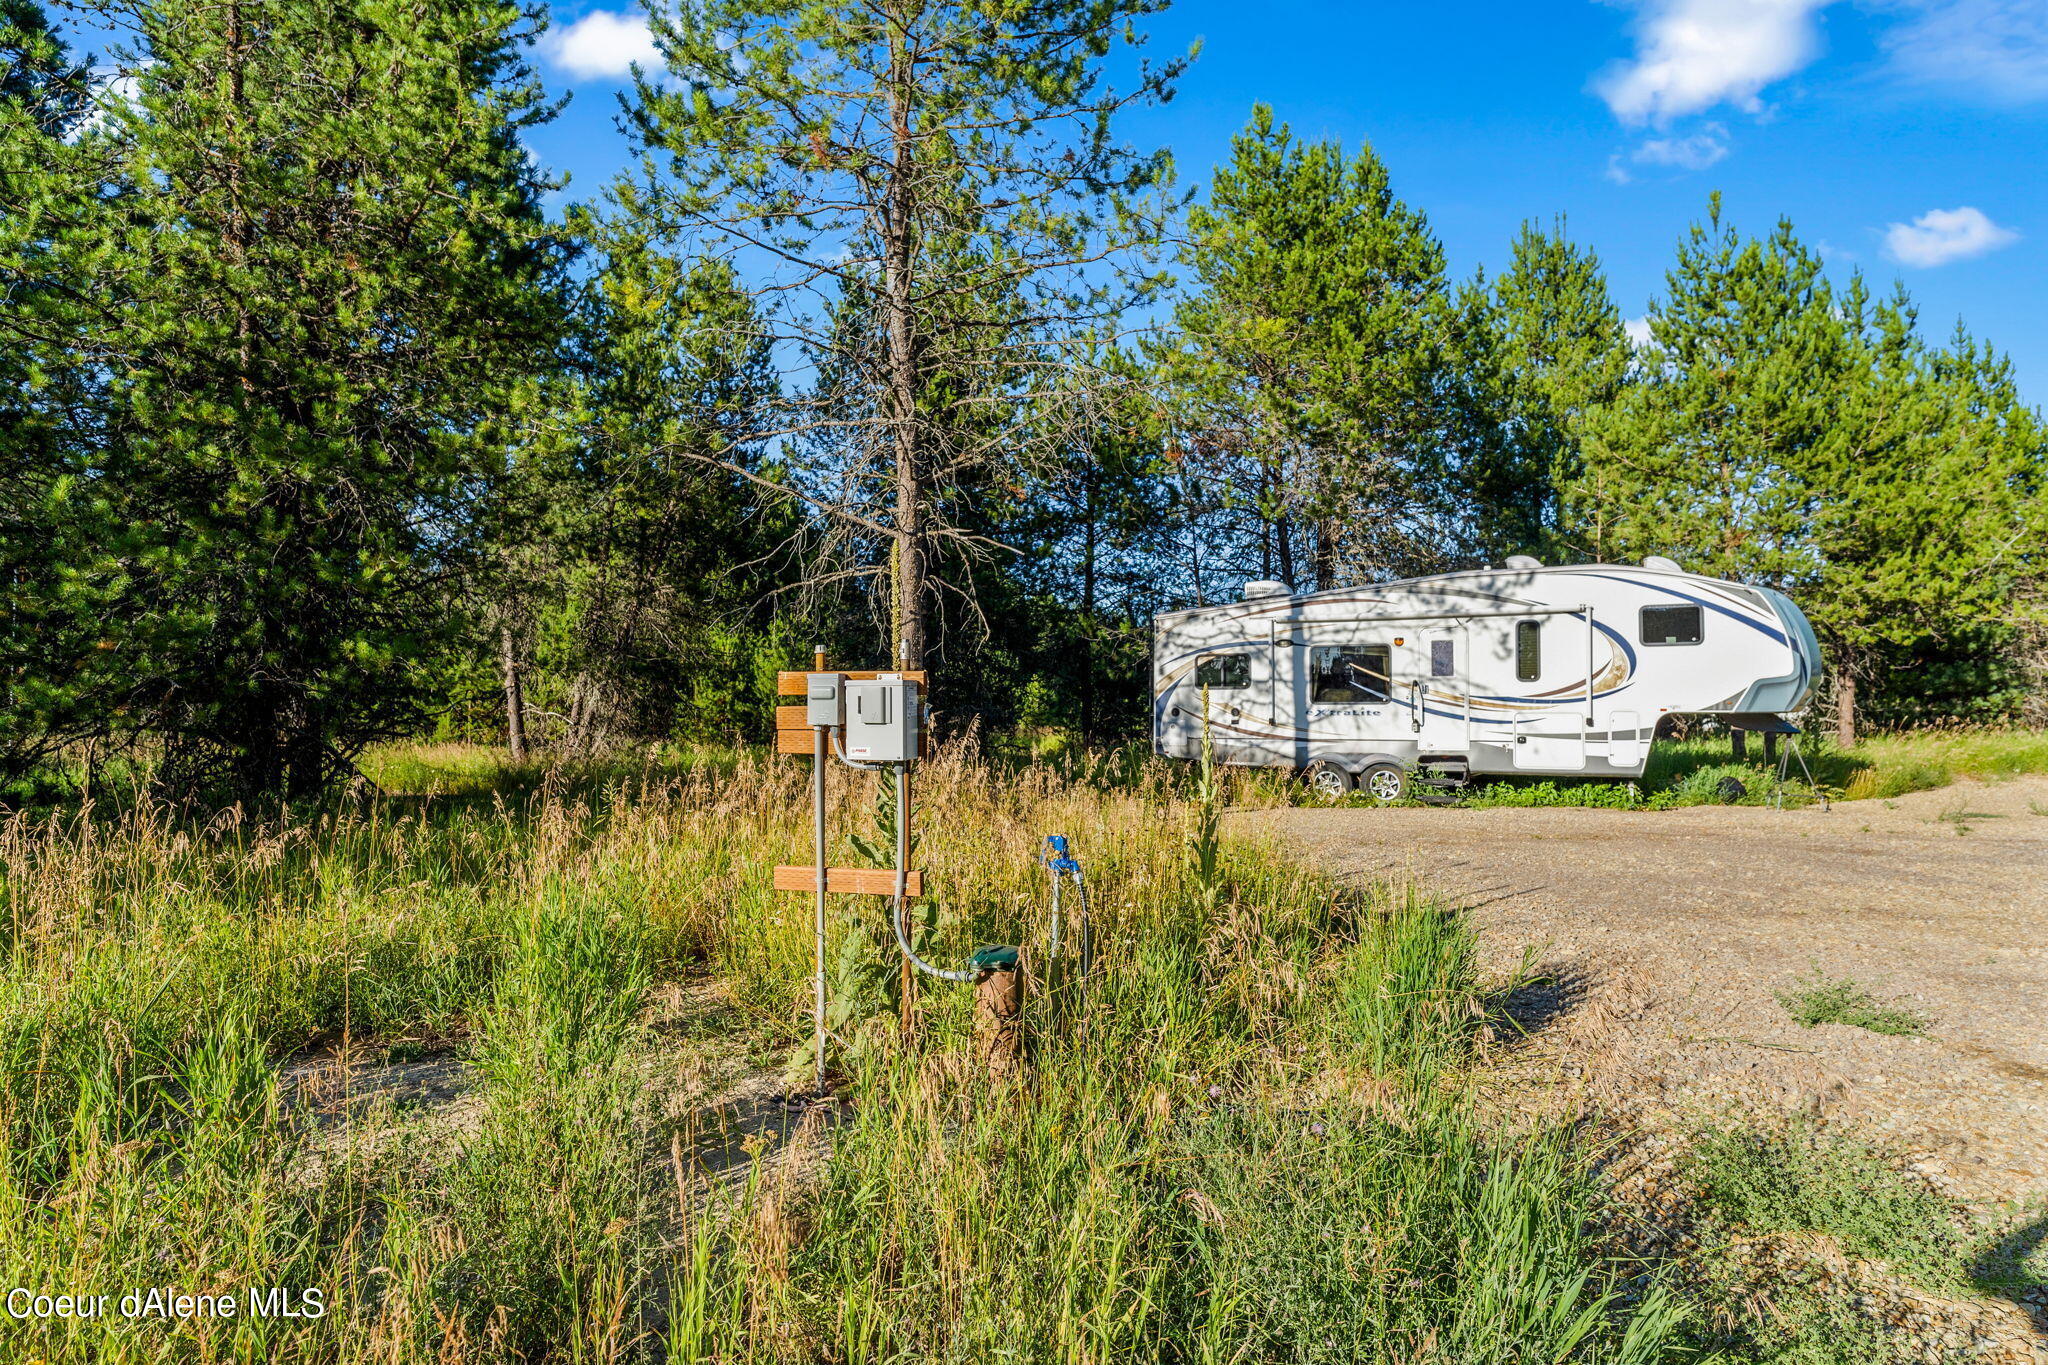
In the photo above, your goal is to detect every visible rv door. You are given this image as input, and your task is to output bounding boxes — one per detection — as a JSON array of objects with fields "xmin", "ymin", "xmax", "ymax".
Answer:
[
  {"xmin": 1508, "ymin": 608, "xmax": 1592, "ymax": 772},
  {"xmin": 1398, "ymin": 629, "xmax": 1469, "ymax": 750}
]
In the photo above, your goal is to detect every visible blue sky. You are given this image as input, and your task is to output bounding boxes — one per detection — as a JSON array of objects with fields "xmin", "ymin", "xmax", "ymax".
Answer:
[
  {"xmin": 524, "ymin": 0, "xmax": 2048, "ymax": 398},
  {"xmin": 52, "ymin": 0, "xmax": 2046, "ymax": 394}
]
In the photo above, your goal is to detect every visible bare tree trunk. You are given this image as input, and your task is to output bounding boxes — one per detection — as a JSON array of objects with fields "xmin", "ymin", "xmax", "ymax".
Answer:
[
  {"xmin": 1313, "ymin": 520, "xmax": 1338, "ymax": 593},
  {"xmin": 1080, "ymin": 474, "xmax": 1097, "ymax": 742},
  {"xmin": 884, "ymin": 30, "xmax": 927, "ymax": 671},
  {"xmin": 1834, "ymin": 671, "xmax": 1857, "ymax": 749},
  {"xmin": 500, "ymin": 622, "xmax": 527, "ymax": 763},
  {"xmin": 564, "ymin": 673, "xmax": 589, "ymax": 756}
]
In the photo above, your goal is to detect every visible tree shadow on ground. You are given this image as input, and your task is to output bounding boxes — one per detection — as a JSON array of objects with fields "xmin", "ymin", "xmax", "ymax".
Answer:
[
  {"xmin": 1486, "ymin": 962, "xmax": 1594, "ymax": 1042},
  {"xmin": 1971, "ymin": 1211, "xmax": 2048, "ymax": 1320}
]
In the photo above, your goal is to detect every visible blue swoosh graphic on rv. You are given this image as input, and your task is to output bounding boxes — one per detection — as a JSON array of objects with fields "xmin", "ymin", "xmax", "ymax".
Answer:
[
  {"xmin": 1473, "ymin": 620, "xmax": 1637, "ymax": 704},
  {"xmin": 1585, "ymin": 574, "xmax": 1788, "ymax": 646}
]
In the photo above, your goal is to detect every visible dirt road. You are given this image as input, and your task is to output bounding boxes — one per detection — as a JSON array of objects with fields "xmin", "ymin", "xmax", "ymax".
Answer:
[{"xmin": 1233, "ymin": 777, "xmax": 2048, "ymax": 1205}]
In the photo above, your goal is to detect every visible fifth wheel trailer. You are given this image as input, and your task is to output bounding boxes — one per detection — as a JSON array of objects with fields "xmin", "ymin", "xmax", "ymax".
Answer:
[{"xmin": 1151, "ymin": 557, "xmax": 1822, "ymax": 800}]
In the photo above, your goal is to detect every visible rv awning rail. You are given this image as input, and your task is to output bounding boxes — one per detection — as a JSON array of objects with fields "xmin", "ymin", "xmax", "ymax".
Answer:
[{"xmin": 1265, "ymin": 604, "xmax": 1592, "ymax": 631}]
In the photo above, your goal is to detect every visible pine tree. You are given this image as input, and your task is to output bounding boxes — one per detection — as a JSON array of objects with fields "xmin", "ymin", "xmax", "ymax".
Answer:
[
  {"xmin": 964, "ymin": 349, "xmax": 1173, "ymax": 740},
  {"xmin": 52, "ymin": 0, "xmax": 570, "ymax": 800},
  {"xmin": 0, "ymin": 0, "xmax": 103, "ymax": 782},
  {"xmin": 1457, "ymin": 218, "xmax": 1630, "ymax": 562},
  {"xmin": 1564, "ymin": 199, "xmax": 2047, "ymax": 742},
  {"xmin": 1809, "ymin": 292, "xmax": 2048, "ymax": 740},
  {"xmin": 1566, "ymin": 198, "xmax": 1845, "ymax": 585},
  {"xmin": 536, "ymin": 231, "xmax": 792, "ymax": 750},
  {"xmin": 620, "ymin": 0, "xmax": 1186, "ymax": 669},
  {"xmin": 1156, "ymin": 105, "xmax": 1458, "ymax": 591}
]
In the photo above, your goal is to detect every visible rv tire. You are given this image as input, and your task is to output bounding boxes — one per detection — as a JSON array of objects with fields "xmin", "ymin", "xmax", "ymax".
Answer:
[
  {"xmin": 1301, "ymin": 759, "xmax": 1354, "ymax": 800},
  {"xmin": 1360, "ymin": 762, "xmax": 1407, "ymax": 804}
]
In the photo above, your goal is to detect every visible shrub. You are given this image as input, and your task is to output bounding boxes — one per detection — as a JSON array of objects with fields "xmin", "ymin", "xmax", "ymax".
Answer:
[{"xmin": 1776, "ymin": 970, "xmax": 1930, "ymax": 1037}]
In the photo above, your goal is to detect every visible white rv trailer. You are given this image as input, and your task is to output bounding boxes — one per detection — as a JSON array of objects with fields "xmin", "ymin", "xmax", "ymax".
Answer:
[{"xmin": 1152, "ymin": 557, "xmax": 1821, "ymax": 800}]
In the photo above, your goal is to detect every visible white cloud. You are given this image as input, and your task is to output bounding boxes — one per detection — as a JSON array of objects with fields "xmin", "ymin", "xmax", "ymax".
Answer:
[
  {"xmin": 1882, "ymin": 0, "xmax": 2048, "ymax": 103},
  {"xmin": 1596, "ymin": 0, "xmax": 1835, "ymax": 125},
  {"xmin": 1606, "ymin": 123, "xmax": 1728, "ymax": 183},
  {"xmin": 545, "ymin": 9, "xmax": 661, "ymax": 81},
  {"xmin": 1882, "ymin": 206, "xmax": 2020, "ymax": 266},
  {"xmin": 1625, "ymin": 316, "xmax": 1655, "ymax": 348},
  {"xmin": 1634, "ymin": 123, "xmax": 1731, "ymax": 169}
]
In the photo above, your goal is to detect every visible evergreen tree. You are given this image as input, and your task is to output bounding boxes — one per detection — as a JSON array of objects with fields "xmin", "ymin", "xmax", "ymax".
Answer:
[
  {"xmin": 1808, "ymin": 294, "xmax": 2048, "ymax": 739},
  {"xmin": 965, "ymin": 350, "xmax": 1174, "ymax": 741},
  {"xmin": 49, "ymin": 0, "xmax": 569, "ymax": 800},
  {"xmin": 0, "ymin": 0, "xmax": 103, "ymax": 782},
  {"xmin": 1566, "ymin": 199, "xmax": 1846, "ymax": 585},
  {"xmin": 1457, "ymin": 219, "xmax": 1630, "ymax": 562},
  {"xmin": 1157, "ymin": 105, "xmax": 1459, "ymax": 591},
  {"xmin": 535, "ymin": 234, "xmax": 793, "ymax": 751},
  {"xmin": 621, "ymin": 0, "xmax": 1186, "ymax": 669},
  {"xmin": 1564, "ymin": 200, "xmax": 2047, "ymax": 741}
]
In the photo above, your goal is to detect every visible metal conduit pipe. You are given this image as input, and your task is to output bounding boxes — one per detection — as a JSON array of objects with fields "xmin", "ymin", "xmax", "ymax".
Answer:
[
  {"xmin": 1043, "ymin": 835, "xmax": 1091, "ymax": 975},
  {"xmin": 891, "ymin": 762, "xmax": 976, "ymax": 983}
]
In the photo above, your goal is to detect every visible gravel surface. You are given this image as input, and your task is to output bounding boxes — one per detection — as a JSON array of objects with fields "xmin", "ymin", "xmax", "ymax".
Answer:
[{"xmin": 1232, "ymin": 776, "xmax": 2048, "ymax": 1207}]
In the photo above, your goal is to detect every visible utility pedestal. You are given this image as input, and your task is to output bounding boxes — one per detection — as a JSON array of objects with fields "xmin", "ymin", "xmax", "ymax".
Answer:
[{"xmin": 971, "ymin": 946, "xmax": 1023, "ymax": 1081}]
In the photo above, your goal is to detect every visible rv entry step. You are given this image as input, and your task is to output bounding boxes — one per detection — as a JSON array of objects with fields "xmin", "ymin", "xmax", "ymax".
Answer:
[{"xmin": 1413, "ymin": 756, "xmax": 1470, "ymax": 805}]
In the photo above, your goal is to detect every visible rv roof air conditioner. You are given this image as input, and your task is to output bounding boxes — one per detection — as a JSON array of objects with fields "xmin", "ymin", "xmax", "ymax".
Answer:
[
  {"xmin": 1504, "ymin": 555, "xmax": 1542, "ymax": 570},
  {"xmin": 1242, "ymin": 579, "xmax": 1291, "ymax": 601},
  {"xmin": 1642, "ymin": 555, "xmax": 1683, "ymax": 572}
]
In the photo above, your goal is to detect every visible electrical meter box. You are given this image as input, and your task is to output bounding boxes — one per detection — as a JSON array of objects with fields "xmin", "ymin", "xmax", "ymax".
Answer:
[
  {"xmin": 843, "ymin": 677, "xmax": 919, "ymax": 762},
  {"xmin": 804, "ymin": 672, "xmax": 846, "ymax": 728}
]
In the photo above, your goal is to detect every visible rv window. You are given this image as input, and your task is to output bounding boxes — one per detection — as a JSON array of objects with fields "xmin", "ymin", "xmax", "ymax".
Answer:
[
  {"xmin": 1311, "ymin": 645, "xmax": 1391, "ymax": 703},
  {"xmin": 1640, "ymin": 604, "xmax": 1703, "ymax": 646},
  {"xmin": 1515, "ymin": 621, "xmax": 1541, "ymax": 682},
  {"xmin": 1430, "ymin": 640, "xmax": 1455, "ymax": 677},
  {"xmin": 1195, "ymin": 654, "xmax": 1250, "ymax": 689}
]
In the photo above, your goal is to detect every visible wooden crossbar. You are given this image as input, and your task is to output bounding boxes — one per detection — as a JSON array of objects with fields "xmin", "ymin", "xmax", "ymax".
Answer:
[
  {"xmin": 771, "ymin": 864, "xmax": 925, "ymax": 897},
  {"xmin": 776, "ymin": 670, "xmax": 926, "ymax": 696},
  {"xmin": 776, "ymin": 729, "xmax": 933, "ymax": 756}
]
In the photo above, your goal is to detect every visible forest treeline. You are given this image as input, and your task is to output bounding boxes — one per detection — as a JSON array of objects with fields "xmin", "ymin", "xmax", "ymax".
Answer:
[{"xmin": 4, "ymin": 0, "xmax": 2044, "ymax": 803}]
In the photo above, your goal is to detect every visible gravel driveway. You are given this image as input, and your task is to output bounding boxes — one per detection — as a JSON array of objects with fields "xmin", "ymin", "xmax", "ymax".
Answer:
[{"xmin": 1232, "ymin": 776, "xmax": 2048, "ymax": 1205}]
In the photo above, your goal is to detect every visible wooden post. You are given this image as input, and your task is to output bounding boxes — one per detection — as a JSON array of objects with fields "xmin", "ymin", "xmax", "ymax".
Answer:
[
  {"xmin": 975, "ymin": 965, "xmax": 1022, "ymax": 1080},
  {"xmin": 1763, "ymin": 731, "xmax": 1779, "ymax": 765},
  {"xmin": 1731, "ymin": 727, "xmax": 1747, "ymax": 762}
]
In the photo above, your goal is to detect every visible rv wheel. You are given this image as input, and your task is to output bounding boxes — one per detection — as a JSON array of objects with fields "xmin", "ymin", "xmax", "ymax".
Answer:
[
  {"xmin": 1361, "ymin": 762, "xmax": 1407, "ymax": 804},
  {"xmin": 1301, "ymin": 759, "xmax": 1354, "ymax": 799}
]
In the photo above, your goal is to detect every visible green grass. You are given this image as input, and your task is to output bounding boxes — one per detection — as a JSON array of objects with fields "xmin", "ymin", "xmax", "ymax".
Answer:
[
  {"xmin": 1677, "ymin": 1119, "xmax": 2047, "ymax": 1365},
  {"xmin": 8, "ymin": 738, "xmax": 2036, "ymax": 1362},
  {"xmin": 1451, "ymin": 727, "xmax": 2048, "ymax": 810},
  {"xmin": 1674, "ymin": 1122, "xmax": 2048, "ymax": 1364},
  {"xmin": 0, "ymin": 742, "xmax": 1716, "ymax": 1363},
  {"xmin": 1688, "ymin": 1123, "xmax": 1971, "ymax": 1294},
  {"xmin": 1775, "ymin": 970, "xmax": 1931, "ymax": 1037}
]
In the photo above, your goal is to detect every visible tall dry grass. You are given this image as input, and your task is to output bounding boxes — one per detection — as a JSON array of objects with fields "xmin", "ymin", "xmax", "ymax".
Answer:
[{"xmin": 0, "ymin": 743, "xmax": 1695, "ymax": 1363}]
